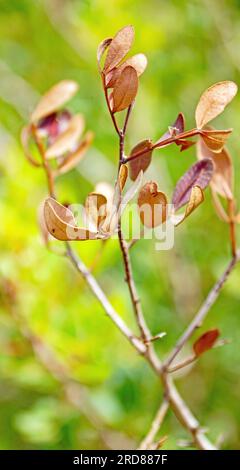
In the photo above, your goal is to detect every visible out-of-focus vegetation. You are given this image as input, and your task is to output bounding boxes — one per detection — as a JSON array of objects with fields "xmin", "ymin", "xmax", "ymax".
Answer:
[{"xmin": 0, "ymin": 0, "xmax": 240, "ymax": 450}]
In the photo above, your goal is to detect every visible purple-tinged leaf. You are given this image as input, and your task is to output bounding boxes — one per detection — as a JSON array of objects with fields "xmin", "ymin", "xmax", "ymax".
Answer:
[{"xmin": 172, "ymin": 158, "xmax": 214, "ymax": 210}]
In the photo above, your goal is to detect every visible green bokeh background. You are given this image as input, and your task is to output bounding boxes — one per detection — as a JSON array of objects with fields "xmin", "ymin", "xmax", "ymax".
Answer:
[{"xmin": 0, "ymin": 0, "xmax": 240, "ymax": 450}]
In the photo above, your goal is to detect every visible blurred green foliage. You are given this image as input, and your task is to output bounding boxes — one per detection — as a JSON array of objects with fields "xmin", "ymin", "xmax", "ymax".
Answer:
[{"xmin": 0, "ymin": 0, "xmax": 240, "ymax": 450}]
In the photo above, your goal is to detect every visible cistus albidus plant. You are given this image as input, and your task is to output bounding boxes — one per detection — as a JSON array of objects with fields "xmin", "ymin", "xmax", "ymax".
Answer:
[{"xmin": 21, "ymin": 25, "xmax": 240, "ymax": 450}]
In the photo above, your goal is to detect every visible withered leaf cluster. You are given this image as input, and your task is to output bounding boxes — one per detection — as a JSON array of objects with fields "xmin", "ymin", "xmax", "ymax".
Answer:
[
  {"xmin": 22, "ymin": 25, "xmax": 239, "ymax": 250},
  {"xmin": 22, "ymin": 80, "xmax": 93, "ymax": 176}
]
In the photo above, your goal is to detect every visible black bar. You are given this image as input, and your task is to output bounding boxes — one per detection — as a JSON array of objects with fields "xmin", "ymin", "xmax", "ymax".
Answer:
[{"xmin": 0, "ymin": 450, "xmax": 239, "ymax": 467}]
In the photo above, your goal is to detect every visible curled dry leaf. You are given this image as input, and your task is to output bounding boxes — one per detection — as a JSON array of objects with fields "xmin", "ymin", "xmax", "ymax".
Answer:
[
  {"xmin": 200, "ymin": 129, "xmax": 232, "ymax": 152},
  {"xmin": 21, "ymin": 126, "xmax": 42, "ymax": 167},
  {"xmin": 103, "ymin": 25, "xmax": 134, "ymax": 74},
  {"xmin": 31, "ymin": 80, "xmax": 79, "ymax": 123},
  {"xmin": 119, "ymin": 164, "xmax": 128, "ymax": 191},
  {"xmin": 112, "ymin": 66, "xmax": 138, "ymax": 113},
  {"xmin": 97, "ymin": 37, "xmax": 112, "ymax": 71},
  {"xmin": 193, "ymin": 329, "xmax": 220, "ymax": 357},
  {"xmin": 154, "ymin": 112, "xmax": 185, "ymax": 148},
  {"xmin": 44, "ymin": 197, "xmax": 100, "ymax": 241},
  {"xmin": 172, "ymin": 158, "xmax": 214, "ymax": 210},
  {"xmin": 169, "ymin": 112, "xmax": 185, "ymax": 136},
  {"xmin": 85, "ymin": 193, "xmax": 108, "ymax": 231},
  {"xmin": 171, "ymin": 186, "xmax": 204, "ymax": 226},
  {"xmin": 56, "ymin": 131, "xmax": 94, "ymax": 175},
  {"xmin": 138, "ymin": 181, "xmax": 168, "ymax": 228},
  {"xmin": 106, "ymin": 53, "xmax": 147, "ymax": 88},
  {"xmin": 175, "ymin": 139, "xmax": 196, "ymax": 152},
  {"xmin": 45, "ymin": 114, "xmax": 85, "ymax": 159},
  {"xmin": 195, "ymin": 81, "xmax": 237, "ymax": 129},
  {"xmin": 129, "ymin": 139, "xmax": 153, "ymax": 181},
  {"xmin": 197, "ymin": 135, "xmax": 233, "ymax": 200}
]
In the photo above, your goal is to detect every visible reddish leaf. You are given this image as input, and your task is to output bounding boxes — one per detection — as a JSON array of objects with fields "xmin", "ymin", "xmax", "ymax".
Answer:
[
  {"xmin": 172, "ymin": 159, "xmax": 214, "ymax": 210},
  {"xmin": 112, "ymin": 66, "xmax": 138, "ymax": 112},
  {"xmin": 106, "ymin": 53, "xmax": 147, "ymax": 88},
  {"xmin": 154, "ymin": 113, "xmax": 185, "ymax": 147},
  {"xmin": 46, "ymin": 114, "xmax": 85, "ymax": 159},
  {"xmin": 175, "ymin": 139, "xmax": 196, "ymax": 152},
  {"xmin": 129, "ymin": 139, "xmax": 153, "ymax": 181},
  {"xmin": 193, "ymin": 329, "xmax": 220, "ymax": 356},
  {"xmin": 103, "ymin": 25, "xmax": 134, "ymax": 74}
]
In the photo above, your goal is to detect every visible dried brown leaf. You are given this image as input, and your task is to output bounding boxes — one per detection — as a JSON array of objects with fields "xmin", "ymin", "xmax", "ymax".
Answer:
[
  {"xmin": 129, "ymin": 139, "xmax": 153, "ymax": 181},
  {"xmin": 175, "ymin": 139, "xmax": 196, "ymax": 152},
  {"xmin": 44, "ymin": 197, "xmax": 99, "ymax": 241},
  {"xmin": 172, "ymin": 159, "xmax": 214, "ymax": 210},
  {"xmin": 97, "ymin": 37, "xmax": 112, "ymax": 72},
  {"xmin": 85, "ymin": 192, "xmax": 108, "ymax": 231},
  {"xmin": 46, "ymin": 114, "xmax": 85, "ymax": 159},
  {"xmin": 197, "ymin": 135, "xmax": 233, "ymax": 199},
  {"xmin": 119, "ymin": 164, "xmax": 128, "ymax": 191},
  {"xmin": 193, "ymin": 329, "xmax": 220, "ymax": 356},
  {"xmin": 106, "ymin": 53, "xmax": 147, "ymax": 88},
  {"xmin": 138, "ymin": 181, "xmax": 168, "ymax": 228},
  {"xmin": 103, "ymin": 25, "xmax": 134, "ymax": 74},
  {"xmin": 112, "ymin": 66, "xmax": 138, "ymax": 113},
  {"xmin": 195, "ymin": 81, "xmax": 237, "ymax": 129},
  {"xmin": 200, "ymin": 129, "xmax": 232, "ymax": 152},
  {"xmin": 154, "ymin": 113, "xmax": 185, "ymax": 148},
  {"xmin": 171, "ymin": 186, "xmax": 204, "ymax": 226},
  {"xmin": 31, "ymin": 80, "xmax": 79, "ymax": 123},
  {"xmin": 56, "ymin": 131, "xmax": 93, "ymax": 175}
]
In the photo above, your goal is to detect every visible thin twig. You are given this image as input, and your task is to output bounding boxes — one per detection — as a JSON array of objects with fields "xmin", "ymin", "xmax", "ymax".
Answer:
[
  {"xmin": 118, "ymin": 225, "xmax": 150, "ymax": 341},
  {"xmin": 65, "ymin": 242, "xmax": 146, "ymax": 355},
  {"xmin": 116, "ymin": 109, "xmax": 151, "ymax": 342},
  {"xmin": 168, "ymin": 354, "xmax": 197, "ymax": 373},
  {"xmin": 138, "ymin": 399, "xmax": 169, "ymax": 450},
  {"xmin": 164, "ymin": 252, "xmax": 240, "ymax": 369},
  {"xmin": 228, "ymin": 199, "xmax": 237, "ymax": 257}
]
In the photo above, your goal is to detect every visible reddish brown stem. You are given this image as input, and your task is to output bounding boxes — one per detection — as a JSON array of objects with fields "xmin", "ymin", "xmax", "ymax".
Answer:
[
  {"xmin": 228, "ymin": 199, "xmax": 237, "ymax": 257},
  {"xmin": 124, "ymin": 128, "xmax": 199, "ymax": 163}
]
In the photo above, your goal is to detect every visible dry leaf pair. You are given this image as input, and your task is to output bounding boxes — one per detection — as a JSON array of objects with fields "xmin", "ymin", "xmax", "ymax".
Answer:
[
  {"xmin": 137, "ymin": 159, "xmax": 214, "ymax": 229},
  {"xmin": 126, "ymin": 81, "xmax": 237, "ymax": 183},
  {"xmin": 97, "ymin": 25, "xmax": 147, "ymax": 113},
  {"xmin": 43, "ymin": 165, "xmax": 145, "ymax": 242},
  {"xmin": 21, "ymin": 80, "xmax": 93, "ymax": 175}
]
